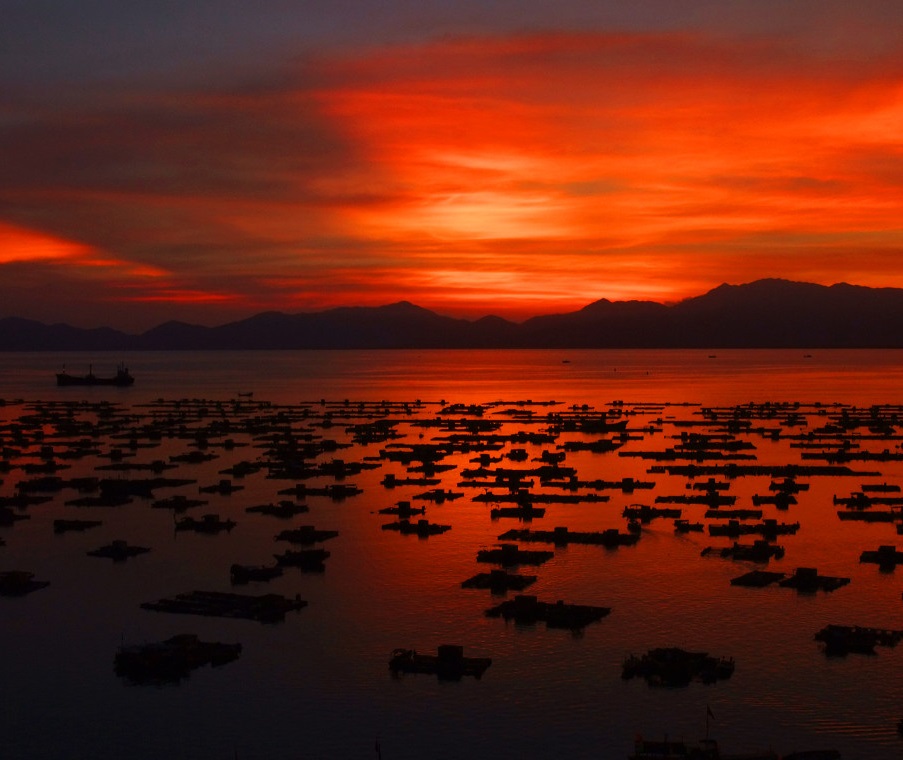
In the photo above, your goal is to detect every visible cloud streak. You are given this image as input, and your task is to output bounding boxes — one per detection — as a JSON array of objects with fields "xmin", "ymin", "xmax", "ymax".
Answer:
[{"xmin": 2, "ymin": 27, "xmax": 903, "ymax": 327}]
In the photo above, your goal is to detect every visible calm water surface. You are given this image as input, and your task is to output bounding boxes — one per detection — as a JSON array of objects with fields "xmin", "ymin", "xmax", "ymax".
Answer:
[{"xmin": 2, "ymin": 349, "xmax": 903, "ymax": 759}]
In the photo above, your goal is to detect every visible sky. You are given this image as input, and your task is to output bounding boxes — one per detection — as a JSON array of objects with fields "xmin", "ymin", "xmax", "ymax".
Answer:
[{"xmin": 2, "ymin": 1, "xmax": 903, "ymax": 330}]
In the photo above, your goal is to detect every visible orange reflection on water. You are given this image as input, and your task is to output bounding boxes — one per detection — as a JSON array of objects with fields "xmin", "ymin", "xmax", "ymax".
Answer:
[{"xmin": 4, "ymin": 353, "xmax": 903, "ymax": 757}]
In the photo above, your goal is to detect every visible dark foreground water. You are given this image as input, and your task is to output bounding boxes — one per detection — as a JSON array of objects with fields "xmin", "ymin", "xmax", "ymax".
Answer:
[{"xmin": 2, "ymin": 349, "xmax": 903, "ymax": 759}]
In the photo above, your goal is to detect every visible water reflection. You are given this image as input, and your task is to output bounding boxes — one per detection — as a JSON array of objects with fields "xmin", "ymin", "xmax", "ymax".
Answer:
[{"xmin": 2, "ymin": 353, "xmax": 903, "ymax": 758}]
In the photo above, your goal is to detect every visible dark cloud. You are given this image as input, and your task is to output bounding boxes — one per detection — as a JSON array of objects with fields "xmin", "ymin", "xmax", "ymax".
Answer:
[
  {"xmin": 0, "ymin": 68, "xmax": 372, "ymax": 270},
  {"xmin": 5, "ymin": 1, "xmax": 903, "ymax": 93}
]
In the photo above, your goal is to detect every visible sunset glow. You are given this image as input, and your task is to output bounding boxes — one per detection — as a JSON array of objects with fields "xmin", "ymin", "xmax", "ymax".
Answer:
[
  {"xmin": 0, "ymin": 223, "xmax": 94, "ymax": 264},
  {"xmin": 3, "ymin": 5, "xmax": 903, "ymax": 329}
]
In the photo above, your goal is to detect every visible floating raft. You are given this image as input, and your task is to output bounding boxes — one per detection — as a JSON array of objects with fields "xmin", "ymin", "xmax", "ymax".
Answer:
[
  {"xmin": 778, "ymin": 567, "xmax": 850, "ymax": 592},
  {"xmin": 273, "ymin": 548, "xmax": 330, "ymax": 571},
  {"xmin": 622, "ymin": 505, "xmax": 681, "ymax": 522},
  {"xmin": 274, "ymin": 525, "xmax": 339, "ymax": 545},
  {"xmin": 814, "ymin": 624, "xmax": 903, "ymax": 656},
  {"xmin": 265, "ymin": 458, "xmax": 377, "ymax": 481},
  {"xmin": 53, "ymin": 518, "xmax": 102, "ymax": 533},
  {"xmin": 199, "ymin": 479, "xmax": 244, "ymax": 494},
  {"xmin": 558, "ymin": 439, "xmax": 622, "ymax": 453},
  {"xmin": 0, "ymin": 570, "xmax": 50, "ymax": 596},
  {"xmin": 729, "ymin": 567, "xmax": 850, "ymax": 592},
  {"xmin": 175, "ymin": 514, "xmax": 236, "ymax": 534},
  {"xmin": 861, "ymin": 482, "xmax": 901, "ymax": 493},
  {"xmin": 690, "ymin": 478, "xmax": 731, "ymax": 491},
  {"xmin": 169, "ymin": 451, "xmax": 217, "ymax": 464},
  {"xmin": 245, "ymin": 501, "xmax": 309, "ymax": 518},
  {"xmin": 276, "ymin": 483, "xmax": 362, "ymax": 500},
  {"xmin": 96, "ymin": 460, "xmax": 177, "ymax": 473},
  {"xmin": 151, "ymin": 495, "xmax": 207, "ymax": 513},
  {"xmin": 115, "ymin": 634, "xmax": 242, "ymax": 683},
  {"xmin": 474, "ymin": 491, "xmax": 609, "ymax": 505},
  {"xmin": 86, "ymin": 540, "xmax": 150, "ymax": 561},
  {"xmin": 389, "ymin": 645, "xmax": 491, "ymax": 680},
  {"xmin": 708, "ymin": 519, "xmax": 800, "ymax": 538},
  {"xmin": 834, "ymin": 492, "xmax": 903, "ymax": 508},
  {"xmin": 701, "ymin": 540, "xmax": 784, "ymax": 563},
  {"xmin": 230, "ymin": 563, "xmax": 284, "ymax": 584},
  {"xmin": 656, "ymin": 493, "xmax": 736, "ymax": 507},
  {"xmin": 382, "ymin": 518, "xmax": 451, "ymax": 537},
  {"xmin": 704, "ymin": 508, "xmax": 763, "ymax": 520},
  {"xmin": 752, "ymin": 492, "xmax": 797, "ymax": 508},
  {"xmin": 0, "ymin": 506, "xmax": 31, "ymax": 526},
  {"xmin": 412, "ymin": 489, "xmax": 464, "ymax": 503},
  {"xmin": 0, "ymin": 495, "xmax": 49, "ymax": 511},
  {"xmin": 218, "ymin": 460, "xmax": 262, "ymax": 478},
  {"xmin": 476, "ymin": 543, "xmax": 554, "ymax": 566},
  {"xmin": 461, "ymin": 569, "xmax": 537, "ymax": 593},
  {"xmin": 67, "ymin": 477, "xmax": 199, "ymax": 507},
  {"xmin": 381, "ymin": 474, "xmax": 439, "ymax": 488},
  {"xmin": 651, "ymin": 464, "xmax": 875, "ymax": 479},
  {"xmin": 558, "ymin": 476, "xmax": 653, "ymax": 492},
  {"xmin": 497, "ymin": 526, "xmax": 639, "ymax": 547},
  {"xmin": 65, "ymin": 494, "xmax": 132, "ymax": 508},
  {"xmin": 730, "ymin": 570, "xmax": 787, "ymax": 587},
  {"xmin": 376, "ymin": 500, "xmax": 425, "ymax": 517},
  {"xmin": 103, "ymin": 477, "xmax": 196, "ymax": 498},
  {"xmin": 489, "ymin": 504, "xmax": 546, "ymax": 520},
  {"xmin": 141, "ymin": 590, "xmax": 307, "ymax": 623},
  {"xmin": 859, "ymin": 545, "xmax": 903, "ymax": 570},
  {"xmin": 622, "ymin": 647, "xmax": 735, "ymax": 687},
  {"xmin": 837, "ymin": 509, "xmax": 901, "ymax": 522},
  {"xmin": 770, "ymin": 478, "xmax": 809, "ymax": 493},
  {"xmin": 16, "ymin": 475, "xmax": 83, "ymax": 494},
  {"xmin": 485, "ymin": 594, "xmax": 611, "ymax": 630}
]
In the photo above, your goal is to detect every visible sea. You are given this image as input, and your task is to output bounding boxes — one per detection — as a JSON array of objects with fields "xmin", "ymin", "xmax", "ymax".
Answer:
[{"xmin": 2, "ymin": 349, "xmax": 903, "ymax": 760}]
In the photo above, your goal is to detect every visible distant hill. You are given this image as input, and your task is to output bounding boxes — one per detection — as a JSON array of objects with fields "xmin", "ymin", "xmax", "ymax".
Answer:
[
  {"xmin": 3, "ymin": 279, "xmax": 903, "ymax": 350},
  {"xmin": 0, "ymin": 317, "xmax": 133, "ymax": 351}
]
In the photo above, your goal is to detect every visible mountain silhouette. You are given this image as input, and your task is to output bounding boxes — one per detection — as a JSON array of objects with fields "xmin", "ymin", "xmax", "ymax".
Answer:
[{"xmin": 3, "ymin": 279, "xmax": 903, "ymax": 350}]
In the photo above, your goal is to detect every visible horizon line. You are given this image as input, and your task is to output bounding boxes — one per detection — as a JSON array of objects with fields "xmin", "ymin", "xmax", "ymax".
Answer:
[{"xmin": 2, "ymin": 277, "xmax": 889, "ymax": 334}]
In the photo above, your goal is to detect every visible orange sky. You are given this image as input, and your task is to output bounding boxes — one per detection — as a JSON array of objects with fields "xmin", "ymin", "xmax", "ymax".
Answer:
[{"xmin": 2, "ymin": 21, "xmax": 903, "ymax": 329}]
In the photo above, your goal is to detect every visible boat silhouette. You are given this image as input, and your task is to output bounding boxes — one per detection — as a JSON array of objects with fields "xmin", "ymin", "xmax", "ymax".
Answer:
[{"xmin": 56, "ymin": 363, "xmax": 134, "ymax": 387}]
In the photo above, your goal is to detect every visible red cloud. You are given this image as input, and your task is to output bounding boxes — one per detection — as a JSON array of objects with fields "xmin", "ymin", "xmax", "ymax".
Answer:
[{"xmin": 3, "ymin": 31, "xmax": 903, "ymax": 325}]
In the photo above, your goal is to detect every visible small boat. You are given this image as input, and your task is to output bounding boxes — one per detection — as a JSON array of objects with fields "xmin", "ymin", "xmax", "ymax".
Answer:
[{"xmin": 56, "ymin": 363, "xmax": 134, "ymax": 387}]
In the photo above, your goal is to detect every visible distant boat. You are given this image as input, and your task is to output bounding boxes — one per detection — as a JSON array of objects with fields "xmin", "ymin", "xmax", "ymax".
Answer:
[{"xmin": 56, "ymin": 363, "xmax": 134, "ymax": 387}]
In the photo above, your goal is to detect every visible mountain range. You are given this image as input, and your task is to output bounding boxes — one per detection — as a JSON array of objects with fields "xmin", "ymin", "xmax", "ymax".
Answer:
[{"xmin": 3, "ymin": 279, "xmax": 903, "ymax": 350}]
